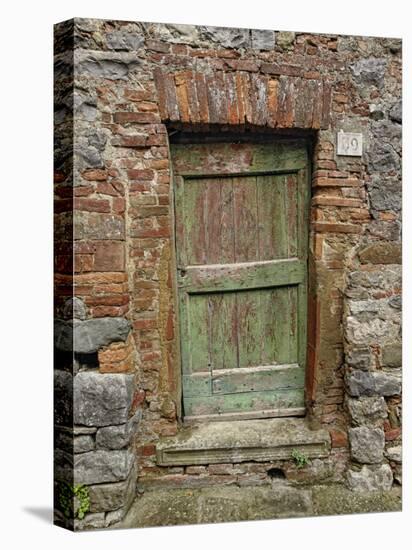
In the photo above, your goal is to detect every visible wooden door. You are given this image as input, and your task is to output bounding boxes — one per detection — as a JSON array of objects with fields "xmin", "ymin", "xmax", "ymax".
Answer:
[{"xmin": 171, "ymin": 140, "xmax": 309, "ymax": 422}]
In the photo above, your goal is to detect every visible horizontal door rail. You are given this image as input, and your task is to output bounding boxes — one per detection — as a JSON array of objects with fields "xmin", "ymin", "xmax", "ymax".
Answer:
[{"xmin": 178, "ymin": 258, "xmax": 306, "ymax": 293}]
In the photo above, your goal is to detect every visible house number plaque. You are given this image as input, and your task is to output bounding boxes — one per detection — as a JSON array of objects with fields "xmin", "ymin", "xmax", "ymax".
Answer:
[{"xmin": 337, "ymin": 131, "xmax": 363, "ymax": 156}]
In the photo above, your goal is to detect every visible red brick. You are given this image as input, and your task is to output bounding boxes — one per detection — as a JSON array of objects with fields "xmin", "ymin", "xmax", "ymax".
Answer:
[
  {"xmin": 277, "ymin": 76, "xmax": 295, "ymax": 128},
  {"xmin": 267, "ymin": 79, "xmax": 279, "ymax": 128},
  {"xmin": 385, "ymin": 427, "xmax": 401, "ymax": 441},
  {"xmin": 261, "ymin": 62, "xmax": 303, "ymax": 77},
  {"xmin": 208, "ymin": 464, "xmax": 234, "ymax": 475},
  {"xmin": 81, "ymin": 169, "xmax": 108, "ymax": 181},
  {"xmin": 226, "ymin": 59, "xmax": 260, "ymax": 72},
  {"xmin": 114, "ymin": 112, "xmax": 160, "ymax": 124},
  {"xmin": 146, "ymin": 159, "xmax": 169, "ymax": 170},
  {"xmin": 139, "ymin": 444, "xmax": 157, "ymax": 457},
  {"xmin": 195, "ymin": 72, "xmax": 209, "ymax": 123},
  {"xmin": 206, "ymin": 72, "xmax": 228, "ymax": 124},
  {"xmin": 133, "ymin": 319, "xmax": 158, "ymax": 330},
  {"xmin": 321, "ymin": 81, "xmax": 332, "ymax": 129},
  {"xmin": 330, "ymin": 429, "xmax": 348, "ymax": 448},
  {"xmin": 116, "ymin": 135, "xmax": 148, "ymax": 148},
  {"xmin": 174, "ymin": 73, "xmax": 190, "ymax": 123},
  {"xmin": 85, "ymin": 294, "xmax": 129, "ymax": 306},
  {"xmin": 74, "ymin": 254, "xmax": 94, "ymax": 273},
  {"xmin": 314, "ymin": 177, "xmax": 361, "ymax": 188},
  {"xmin": 90, "ymin": 305, "xmax": 129, "ymax": 317},
  {"xmin": 74, "ymin": 198, "xmax": 111, "ymax": 213},
  {"xmin": 93, "ymin": 241, "xmax": 125, "ymax": 271},
  {"xmin": 224, "ymin": 72, "xmax": 239, "ymax": 125},
  {"xmin": 313, "ymin": 222, "xmax": 362, "ymax": 234},
  {"xmin": 96, "ymin": 182, "xmax": 123, "ymax": 197},
  {"xmin": 72, "ymin": 272, "xmax": 127, "ymax": 284},
  {"xmin": 127, "ymin": 169, "xmax": 155, "ymax": 181},
  {"xmin": 312, "ymin": 197, "xmax": 363, "ymax": 207},
  {"xmin": 124, "ymin": 88, "xmax": 153, "ymax": 102},
  {"xmin": 113, "ymin": 198, "xmax": 126, "ymax": 214}
]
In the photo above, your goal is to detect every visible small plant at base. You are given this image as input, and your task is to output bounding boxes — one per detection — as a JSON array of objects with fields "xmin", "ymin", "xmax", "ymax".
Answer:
[
  {"xmin": 291, "ymin": 449, "xmax": 310, "ymax": 468},
  {"xmin": 58, "ymin": 482, "xmax": 90, "ymax": 520}
]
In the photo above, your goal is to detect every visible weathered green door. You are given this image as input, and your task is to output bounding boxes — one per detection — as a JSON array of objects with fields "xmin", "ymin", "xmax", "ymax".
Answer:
[{"xmin": 171, "ymin": 140, "xmax": 309, "ymax": 421}]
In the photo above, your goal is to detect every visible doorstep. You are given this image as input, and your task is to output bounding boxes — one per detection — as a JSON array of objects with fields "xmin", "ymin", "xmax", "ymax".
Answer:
[{"xmin": 156, "ymin": 417, "xmax": 331, "ymax": 466}]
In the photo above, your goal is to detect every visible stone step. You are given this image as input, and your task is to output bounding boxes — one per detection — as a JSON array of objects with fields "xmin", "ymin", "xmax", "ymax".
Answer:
[
  {"xmin": 118, "ymin": 484, "xmax": 402, "ymax": 529},
  {"xmin": 156, "ymin": 417, "xmax": 330, "ymax": 466}
]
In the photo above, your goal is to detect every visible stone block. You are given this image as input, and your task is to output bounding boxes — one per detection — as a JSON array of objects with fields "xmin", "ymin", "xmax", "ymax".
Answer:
[
  {"xmin": 55, "ymin": 316, "xmax": 131, "ymax": 353},
  {"xmin": 389, "ymin": 100, "xmax": 402, "ymax": 123},
  {"xmin": 105, "ymin": 508, "xmax": 126, "ymax": 527},
  {"xmin": 74, "ymin": 450, "xmax": 135, "ymax": 484},
  {"xmin": 88, "ymin": 465, "xmax": 137, "ymax": 512},
  {"xmin": 385, "ymin": 445, "xmax": 402, "ymax": 463},
  {"xmin": 106, "ymin": 31, "xmax": 144, "ymax": 51},
  {"xmin": 74, "ymin": 212, "xmax": 125, "ymax": 241},
  {"xmin": 367, "ymin": 176, "xmax": 401, "ymax": 212},
  {"xmin": 350, "ymin": 58, "xmax": 387, "ymax": 88},
  {"xmin": 74, "ymin": 512, "xmax": 105, "ymax": 531},
  {"xmin": 358, "ymin": 242, "xmax": 401, "ymax": 265},
  {"xmin": 62, "ymin": 297, "xmax": 87, "ymax": 320},
  {"xmin": 346, "ymin": 464, "xmax": 393, "ymax": 492},
  {"xmin": 74, "ymin": 372, "xmax": 134, "ymax": 426},
  {"xmin": 74, "ymin": 435, "xmax": 95, "ymax": 454},
  {"xmin": 96, "ymin": 409, "xmax": 141, "ymax": 449},
  {"xmin": 276, "ymin": 31, "xmax": 295, "ymax": 50},
  {"xmin": 367, "ymin": 141, "xmax": 401, "ymax": 172},
  {"xmin": 349, "ymin": 426, "xmax": 385, "ymax": 464},
  {"xmin": 251, "ymin": 29, "xmax": 275, "ymax": 50},
  {"xmin": 345, "ymin": 370, "xmax": 401, "ymax": 397},
  {"xmin": 200, "ymin": 26, "xmax": 250, "ymax": 49},
  {"xmin": 345, "ymin": 348, "xmax": 372, "ymax": 370},
  {"xmin": 54, "ymin": 448, "xmax": 74, "ymax": 484},
  {"xmin": 74, "ymin": 50, "xmax": 140, "ymax": 80},
  {"xmin": 346, "ymin": 396, "xmax": 387, "ymax": 426},
  {"xmin": 54, "ymin": 370, "xmax": 73, "ymax": 426},
  {"xmin": 381, "ymin": 343, "xmax": 402, "ymax": 367}
]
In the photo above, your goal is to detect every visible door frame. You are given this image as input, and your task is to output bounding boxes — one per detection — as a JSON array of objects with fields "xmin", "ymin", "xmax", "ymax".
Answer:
[{"xmin": 168, "ymin": 131, "xmax": 315, "ymax": 423}]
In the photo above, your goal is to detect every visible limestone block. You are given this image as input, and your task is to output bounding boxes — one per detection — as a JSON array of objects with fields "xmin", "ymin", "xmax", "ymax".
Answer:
[
  {"xmin": 55, "ymin": 316, "xmax": 131, "ymax": 353},
  {"xmin": 251, "ymin": 29, "xmax": 275, "ymax": 50},
  {"xmin": 74, "ymin": 449, "xmax": 134, "ymax": 484},
  {"xmin": 346, "ymin": 396, "xmax": 387, "ymax": 426},
  {"xmin": 74, "ymin": 372, "xmax": 134, "ymax": 426},
  {"xmin": 346, "ymin": 464, "xmax": 393, "ymax": 492},
  {"xmin": 88, "ymin": 465, "xmax": 137, "ymax": 513},
  {"xmin": 345, "ymin": 370, "xmax": 401, "ymax": 397},
  {"xmin": 349, "ymin": 426, "xmax": 385, "ymax": 464},
  {"xmin": 96, "ymin": 409, "xmax": 142, "ymax": 450}
]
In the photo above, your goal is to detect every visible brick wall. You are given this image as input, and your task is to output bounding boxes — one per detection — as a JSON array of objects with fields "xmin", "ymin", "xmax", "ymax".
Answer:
[{"xmin": 54, "ymin": 19, "xmax": 402, "ymax": 530}]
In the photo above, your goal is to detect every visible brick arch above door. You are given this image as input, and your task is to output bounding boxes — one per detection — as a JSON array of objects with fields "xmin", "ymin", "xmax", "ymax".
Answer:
[{"xmin": 153, "ymin": 68, "xmax": 332, "ymax": 129}]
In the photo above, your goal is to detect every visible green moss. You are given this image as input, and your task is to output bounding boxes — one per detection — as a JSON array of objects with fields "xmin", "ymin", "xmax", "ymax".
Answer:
[
  {"xmin": 58, "ymin": 482, "xmax": 90, "ymax": 520},
  {"xmin": 291, "ymin": 449, "xmax": 310, "ymax": 468}
]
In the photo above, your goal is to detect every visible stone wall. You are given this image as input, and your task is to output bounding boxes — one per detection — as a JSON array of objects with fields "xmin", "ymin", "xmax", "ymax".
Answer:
[{"xmin": 54, "ymin": 18, "xmax": 402, "ymax": 530}]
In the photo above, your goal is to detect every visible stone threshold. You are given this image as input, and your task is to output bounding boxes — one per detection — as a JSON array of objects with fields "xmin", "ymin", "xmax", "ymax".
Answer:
[
  {"xmin": 156, "ymin": 417, "xmax": 331, "ymax": 466},
  {"xmin": 118, "ymin": 484, "xmax": 402, "ymax": 529}
]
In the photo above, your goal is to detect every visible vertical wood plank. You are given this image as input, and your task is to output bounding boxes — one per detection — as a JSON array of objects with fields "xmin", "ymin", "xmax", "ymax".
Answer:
[
  {"xmin": 209, "ymin": 292, "xmax": 238, "ymax": 370},
  {"xmin": 188, "ymin": 294, "xmax": 210, "ymax": 373},
  {"xmin": 206, "ymin": 178, "xmax": 235, "ymax": 264},
  {"xmin": 237, "ymin": 290, "xmax": 261, "ymax": 368},
  {"xmin": 184, "ymin": 178, "xmax": 207, "ymax": 265},
  {"xmin": 257, "ymin": 174, "xmax": 289, "ymax": 260},
  {"xmin": 233, "ymin": 176, "xmax": 259, "ymax": 262},
  {"xmin": 286, "ymin": 174, "xmax": 298, "ymax": 257}
]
